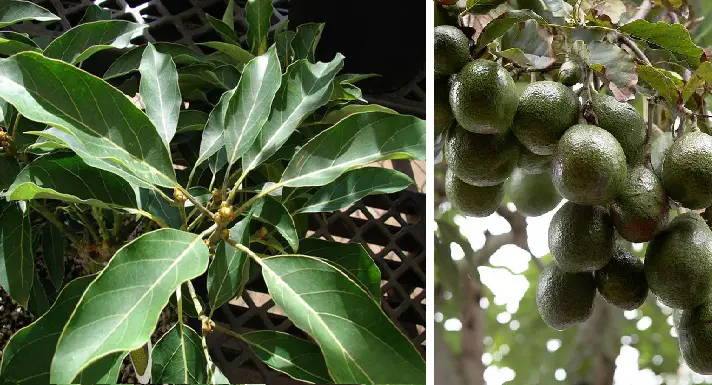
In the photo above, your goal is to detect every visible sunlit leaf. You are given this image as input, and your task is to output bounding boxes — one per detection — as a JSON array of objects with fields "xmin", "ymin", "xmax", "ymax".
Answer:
[
  {"xmin": 208, "ymin": 217, "xmax": 251, "ymax": 311},
  {"xmin": 246, "ymin": 0, "xmax": 273, "ymax": 54},
  {"xmin": 250, "ymin": 195, "xmax": 298, "ymax": 252},
  {"xmin": 79, "ymin": 4, "xmax": 112, "ymax": 23},
  {"xmin": 151, "ymin": 323, "xmax": 208, "ymax": 383},
  {"xmin": 198, "ymin": 41, "xmax": 254, "ymax": 65},
  {"xmin": 50, "ymin": 229, "xmax": 210, "ymax": 383},
  {"xmin": 292, "ymin": 23, "xmax": 324, "ymax": 63},
  {"xmin": 0, "ymin": 0, "xmax": 59, "ymax": 28},
  {"xmin": 140, "ymin": 43, "xmax": 181, "ymax": 147},
  {"xmin": 0, "ymin": 31, "xmax": 40, "ymax": 55},
  {"xmin": 104, "ymin": 43, "xmax": 206, "ymax": 80},
  {"xmin": 44, "ymin": 21, "xmax": 146, "ymax": 64},
  {"xmin": 206, "ymin": 14, "xmax": 239, "ymax": 45},
  {"xmin": 619, "ymin": 20, "xmax": 703, "ymax": 68},
  {"xmin": 637, "ymin": 65, "xmax": 681, "ymax": 106}
]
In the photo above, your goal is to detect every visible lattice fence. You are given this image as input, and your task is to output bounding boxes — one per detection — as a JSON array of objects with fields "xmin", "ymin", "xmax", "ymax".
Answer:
[{"xmin": 11, "ymin": 1, "xmax": 426, "ymax": 383}]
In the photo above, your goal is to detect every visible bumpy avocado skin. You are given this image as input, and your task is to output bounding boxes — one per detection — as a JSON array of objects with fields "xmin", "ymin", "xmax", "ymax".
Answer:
[
  {"xmin": 591, "ymin": 93, "xmax": 647, "ymax": 165},
  {"xmin": 434, "ymin": 25, "xmax": 470, "ymax": 76},
  {"xmin": 445, "ymin": 125, "xmax": 519, "ymax": 187},
  {"xmin": 552, "ymin": 124, "xmax": 627, "ymax": 205},
  {"xmin": 512, "ymin": 81, "xmax": 580, "ymax": 155},
  {"xmin": 662, "ymin": 131, "xmax": 712, "ymax": 209},
  {"xmin": 549, "ymin": 202, "xmax": 615, "ymax": 273},
  {"xmin": 518, "ymin": 144, "xmax": 552, "ymax": 174},
  {"xmin": 645, "ymin": 212, "xmax": 712, "ymax": 310},
  {"xmin": 594, "ymin": 246, "xmax": 648, "ymax": 310},
  {"xmin": 610, "ymin": 166, "xmax": 669, "ymax": 243},
  {"xmin": 678, "ymin": 300, "xmax": 712, "ymax": 374},
  {"xmin": 536, "ymin": 263, "xmax": 596, "ymax": 330},
  {"xmin": 434, "ymin": 78, "xmax": 454, "ymax": 138},
  {"xmin": 449, "ymin": 60, "xmax": 518, "ymax": 134},
  {"xmin": 445, "ymin": 169, "xmax": 504, "ymax": 217},
  {"xmin": 508, "ymin": 169, "xmax": 561, "ymax": 217}
]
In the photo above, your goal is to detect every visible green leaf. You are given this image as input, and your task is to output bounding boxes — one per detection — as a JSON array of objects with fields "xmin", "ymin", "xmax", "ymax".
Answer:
[
  {"xmin": 44, "ymin": 21, "xmax": 147, "ymax": 64},
  {"xmin": 298, "ymin": 238, "xmax": 381, "ymax": 299},
  {"xmin": 0, "ymin": 0, "xmax": 59, "ymax": 28},
  {"xmin": 151, "ymin": 323, "xmax": 208, "ymax": 383},
  {"xmin": 177, "ymin": 110, "xmax": 210, "ymax": 133},
  {"xmin": 0, "ymin": 155, "xmax": 20, "ymax": 191},
  {"xmin": 104, "ymin": 43, "xmax": 206, "ymax": 80},
  {"xmin": 500, "ymin": 19, "xmax": 555, "ymax": 69},
  {"xmin": 198, "ymin": 41, "xmax": 255, "ymax": 65},
  {"xmin": 214, "ymin": 64, "xmax": 241, "ymax": 89},
  {"xmin": 330, "ymin": 81, "xmax": 365, "ymax": 102},
  {"xmin": 292, "ymin": 23, "xmax": 324, "ymax": 63},
  {"xmin": 258, "ymin": 254, "xmax": 425, "ymax": 384},
  {"xmin": 246, "ymin": 0, "xmax": 274, "ymax": 55},
  {"xmin": 619, "ymin": 20, "xmax": 703, "ymax": 68},
  {"xmin": 250, "ymin": 195, "xmax": 298, "ymax": 252},
  {"xmin": 683, "ymin": 61, "xmax": 712, "ymax": 102},
  {"xmin": 74, "ymin": 352, "xmax": 125, "ymax": 384},
  {"xmin": 194, "ymin": 89, "xmax": 234, "ymax": 173},
  {"xmin": 276, "ymin": 30, "xmax": 295, "ymax": 68},
  {"xmin": 222, "ymin": 0, "xmax": 235, "ymax": 30},
  {"xmin": 224, "ymin": 45, "xmax": 282, "ymax": 166},
  {"xmin": 50, "ymin": 229, "xmax": 210, "ymax": 383},
  {"xmin": 0, "ymin": 201, "xmax": 33, "ymax": 307},
  {"xmin": 140, "ymin": 43, "xmax": 181, "ymax": 147},
  {"xmin": 298, "ymin": 167, "xmax": 412, "ymax": 214},
  {"xmin": 207, "ymin": 14, "xmax": 240, "ymax": 45},
  {"xmin": 0, "ymin": 31, "xmax": 40, "ymax": 55},
  {"xmin": 588, "ymin": 41, "xmax": 638, "ymax": 101},
  {"xmin": 280, "ymin": 111, "xmax": 425, "ymax": 188},
  {"xmin": 27, "ymin": 272, "xmax": 49, "ymax": 317},
  {"xmin": 0, "ymin": 52, "xmax": 177, "ymax": 188},
  {"xmin": 636, "ymin": 65, "xmax": 680, "ymax": 106},
  {"xmin": 242, "ymin": 55, "xmax": 344, "ymax": 174},
  {"xmin": 475, "ymin": 10, "xmax": 545, "ymax": 52},
  {"xmin": 498, "ymin": 47, "xmax": 533, "ymax": 67},
  {"xmin": 319, "ymin": 104, "xmax": 397, "ymax": 126},
  {"xmin": 6, "ymin": 152, "xmax": 137, "ymax": 208},
  {"xmin": 208, "ymin": 217, "xmax": 251, "ymax": 311},
  {"xmin": 242, "ymin": 330, "xmax": 333, "ymax": 384},
  {"xmin": 135, "ymin": 188, "xmax": 182, "ymax": 229},
  {"xmin": 0, "ymin": 275, "xmax": 126, "ymax": 385},
  {"xmin": 42, "ymin": 221, "xmax": 65, "ymax": 290},
  {"xmin": 170, "ymin": 284, "xmax": 205, "ymax": 319},
  {"xmin": 79, "ymin": 4, "xmax": 112, "ymax": 23},
  {"xmin": 463, "ymin": 0, "xmax": 508, "ymax": 14},
  {"xmin": 207, "ymin": 360, "xmax": 231, "ymax": 384}
]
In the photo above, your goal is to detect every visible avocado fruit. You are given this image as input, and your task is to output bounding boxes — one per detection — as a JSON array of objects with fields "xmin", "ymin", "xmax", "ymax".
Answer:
[
  {"xmin": 661, "ymin": 131, "xmax": 712, "ymax": 209},
  {"xmin": 645, "ymin": 212, "xmax": 712, "ymax": 309},
  {"xmin": 518, "ymin": 144, "xmax": 552, "ymax": 174},
  {"xmin": 508, "ymin": 169, "xmax": 561, "ymax": 217},
  {"xmin": 434, "ymin": 25, "xmax": 470, "ymax": 76},
  {"xmin": 558, "ymin": 60, "xmax": 582, "ymax": 86},
  {"xmin": 678, "ymin": 299, "xmax": 712, "ymax": 374},
  {"xmin": 594, "ymin": 246, "xmax": 648, "ymax": 310},
  {"xmin": 549, "ymin": 201, "xmax": 615, "ymax": 272},
  {"xmin": 552, "ymin": 124, "xmax": 627, "ymax": 205},
  {"xmin": 512, "ymin": 81, "xmax": 580, "ymax": 155},
  {"xmin": 434, "ymin": 78, "xmax": 454, "ymax": 138},
  {"xmin": 536, "ymin": 263, "xmax": 596, "ymax": 330},
  {"xmin": 449, "ymin": 60, "xmax": 518, "ymax": 134},
  {"xmin": 445, "ymin": 169, "xmax": 504, "ymax": 217},
  {"xmin": 610, "ymin": 166, "xmax": 669, "ymax": 243},
  {"xmin": 591, "ymin": 93, "xmax": 647, "ymax": 165},
  {"xmin": 444, "ymin": 125, "xmax": 519, "ymax": 187}
]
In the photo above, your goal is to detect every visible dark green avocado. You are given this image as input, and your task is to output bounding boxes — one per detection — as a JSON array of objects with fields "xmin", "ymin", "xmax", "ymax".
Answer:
[
  {"xmin": 645, "ymin": 212, "xmax": 712, "ymax": 310},
  {"xmin": 536, "ymin": 263, "xmax": 596, "ymax": 330},
  {"xmin": 678, "ymin": 299, "xmax": 712, "ymax": 374},
  {"xmin": 549, "ymin": 202, "xmax": 615, "ymax": 273},
  {"xmin": 444, "ymin": 125, "xmax": 519, "ymax": 187},
  {"xmin": 591, "ymin": 93, "xmax": 647, "ymax": 165},
  {"xmin": 517, "ymin": 143, "xmax": 552, "ymax": 174},
  {"xmin": 512, "ymin": 81, "xmax": 580, "ymax": 155},
  {"xmin": 434, "ymin": 25, "xmax": 470, "ymax": 76},
  {"xmin": 594, "ymin": 246, "xmax": 648, "ymax": 310},
  {"xmin": 434, "ymin": 78, "xmax": 454, "ymax": 138},
  {"xmin": 610, "ymin": 165, "xmax": 669, "ymax": 243},
  {"xmin": 449, "ymin": 60, "xmax": 518, "ymax": 134},
  {"xmin": 552, "ymin": 124, "xmax": 627, "ymax": 205},
  {"xmin": 661, "ymin": 131, "xmax": 712, "ymax": 209},
  {"xmin": 507, "ymin": 169, "xmax": 561, "ymax": 217},
  {"xmin": 444, "ymin": 169, "xmax": 504, "ymax": 217}
]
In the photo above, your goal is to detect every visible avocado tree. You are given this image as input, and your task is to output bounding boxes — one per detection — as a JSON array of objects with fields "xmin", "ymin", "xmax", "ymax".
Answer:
[
  {"xmin": 436, "ymin": 0, "xmax": 712, "ymax": 383},
  {"xmin": 0, "ymin": 0, "xmax": 426, "ymax": 384}
]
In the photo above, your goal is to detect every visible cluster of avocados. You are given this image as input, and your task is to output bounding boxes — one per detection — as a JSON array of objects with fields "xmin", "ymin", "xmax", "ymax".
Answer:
[{"xmin": 436, "ymin": 24, "xmax": 712, "ymax": 373}]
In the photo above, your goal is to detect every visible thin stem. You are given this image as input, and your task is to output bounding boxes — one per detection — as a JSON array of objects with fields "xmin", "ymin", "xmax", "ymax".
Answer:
[
  {"xmin": 111, "ymin": 211, "xmax": 122, "ymax": 242},
  {"xmin": 630, "ymin": 0, "xmax": 653, "ymax": 22},
  {"xmin": 92, "ymin": 207, "xmax": 109, "ymax": 242},
  {"xmin": 222, "ymin": 163, "xmax": 234, "ymax": 192},
  {"xmin": 152, "ymin": 187, "xmax": 175, "ymax": 204},
  {"xmin": 225, "ymin": 171, "xmax": 249, "ymax": 206},
  {"xmin": 213, "ymin": 322, "xmax": 246, "ymax": 342},
  {"xmin": 200, "ymin": 223, "xmax": 218, "ymax": 239},
  {"xmin": 252, "ymin": 237, "xmax": 287, "ymax": 255},
  {"xmin": 179, "ymin": 204, "xmax": 188, "ymax": 231},
  {"xmin": 187, "ymin": 213, "xmax": 207, "ymax": 232},
  {"xmin": 32, "ymin": 203, "xmax": 82, "ymax": 246},
  {"xmin": 73, "ymin": 205, "xmax": 99, "ymax": 243},
  {"xmin": 232, "ymin": 183, "xmax": 283, "ymax": 219},
  {"xmin": 618, "ymin": 35, "xmax": 652, "ymax": 66},
  {"xmin": 175, "ymin": 185, "xmax": 213, "ymax": 219},
  {"xmin": 185, "ymin": 280, "xmax": 205, "ymax": 317},
  {"xmin": 224, "ymin": 238, "xmax": 260, "ymax": 262}
]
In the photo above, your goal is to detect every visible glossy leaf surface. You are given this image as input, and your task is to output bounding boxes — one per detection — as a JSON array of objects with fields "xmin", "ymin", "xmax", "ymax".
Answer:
[
  {"xmin": 208, "ymin": 217, "xmax": 251, "ymax": 311},
  {"xmin": 44, "ymin": 21, "xmax": 146, "ymax": 64},
  {"xmin": 140, "ymin": 43, "xmax": 181, "ymax": 147},
  {"xmin": 151, "ymin": 323, "xmax": 207, "ymax": 384}
]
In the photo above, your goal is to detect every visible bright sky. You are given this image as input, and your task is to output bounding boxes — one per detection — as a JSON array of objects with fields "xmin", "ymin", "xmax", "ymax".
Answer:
[{"xmin": 437, "ymin": 200, "xmax": 712, "ymax": 384}]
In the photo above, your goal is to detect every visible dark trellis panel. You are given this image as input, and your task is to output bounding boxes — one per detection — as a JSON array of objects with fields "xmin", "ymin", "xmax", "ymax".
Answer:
[{"xmin": 12, "ymin": 1, "xmax": 426, "ymax": 383}]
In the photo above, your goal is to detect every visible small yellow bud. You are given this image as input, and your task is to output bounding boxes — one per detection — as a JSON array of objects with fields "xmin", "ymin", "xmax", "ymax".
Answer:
[
  {"xmin": 221, "ymin": 228, "xmax": 230, "ymax": 239},
  {"xmin": 173, "ymin": 188, "xmax": 186, "ymax": 202},
  {"xmin": 219, "ymin": 205, "xmax": 233, "ymax": 221}
]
